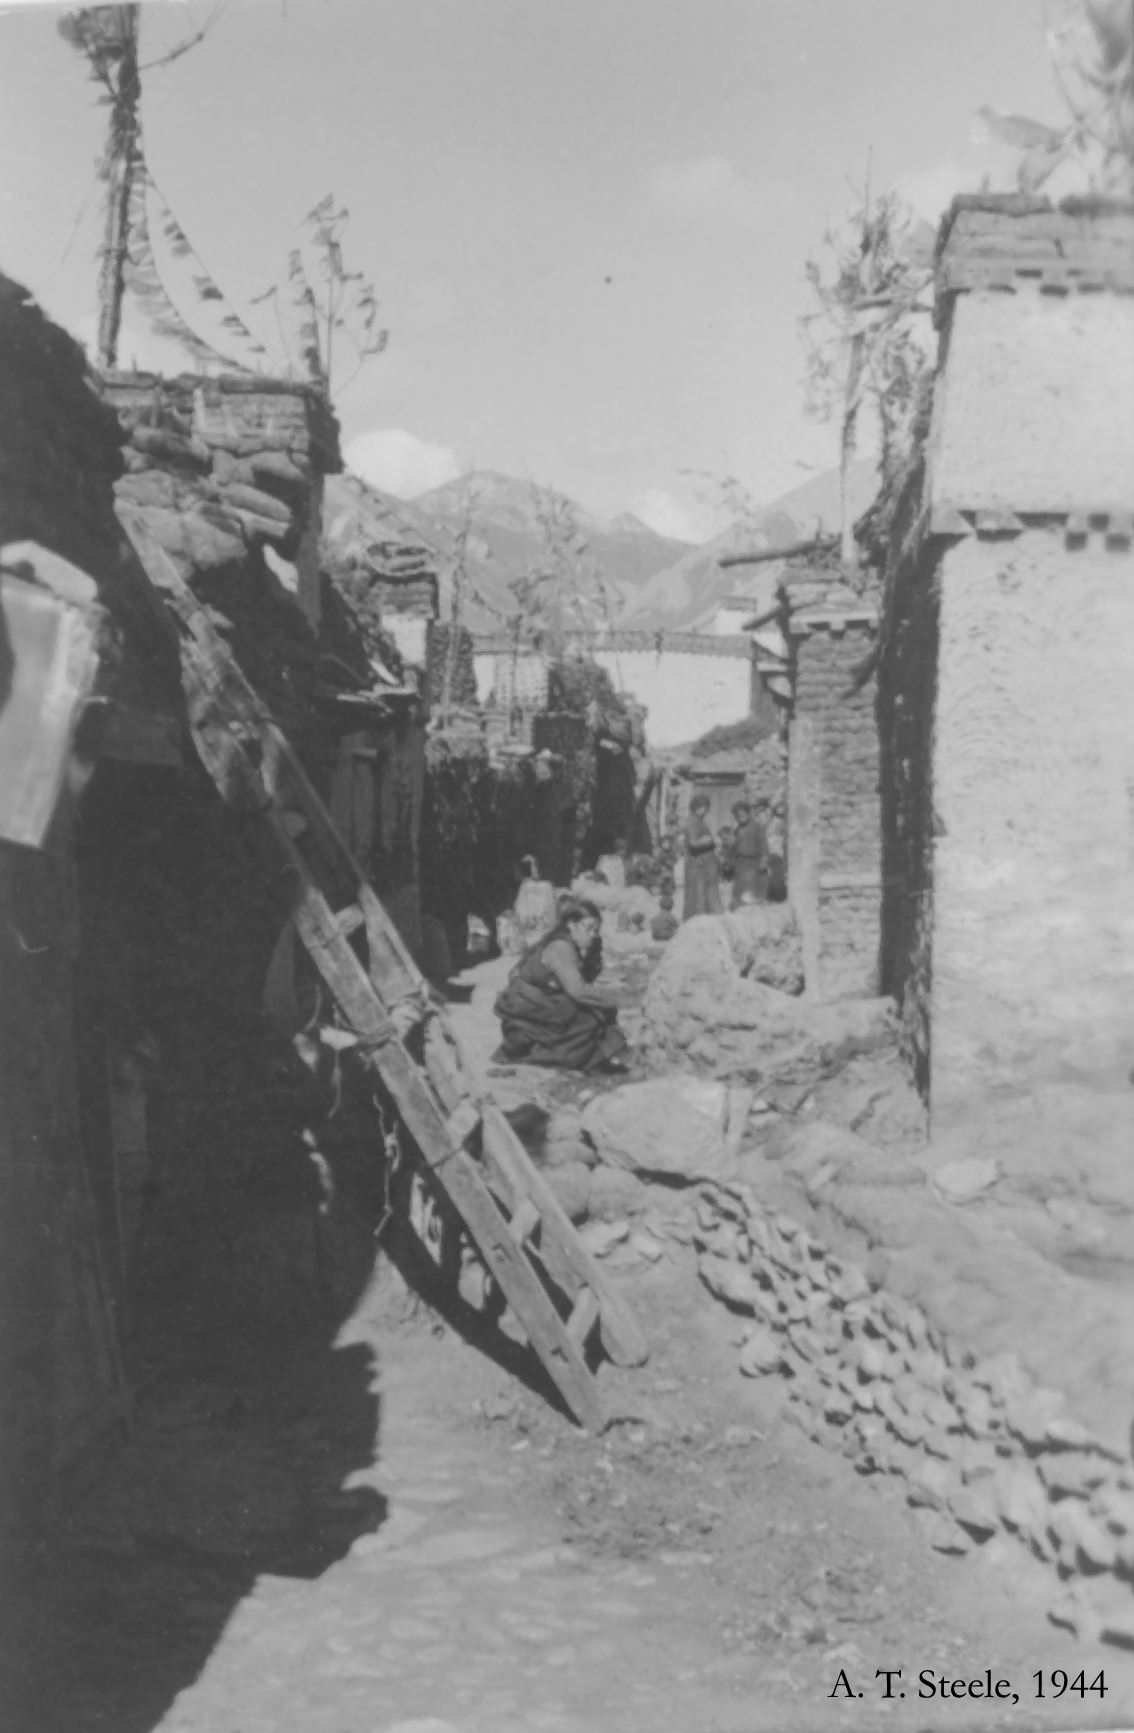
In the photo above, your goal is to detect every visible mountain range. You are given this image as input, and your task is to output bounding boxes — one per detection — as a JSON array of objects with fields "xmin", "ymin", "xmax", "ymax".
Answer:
[
  {"xmin": 322, "ymin": 461, "xmax": 879, "ymax": 636},
  {"xmin": 615, "ymin": 461, "xmax": 880, "ymax": 634}
]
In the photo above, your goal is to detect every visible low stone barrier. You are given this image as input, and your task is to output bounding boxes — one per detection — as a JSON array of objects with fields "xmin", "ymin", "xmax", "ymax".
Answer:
[{"xmin": 694, "ymin": 1179, "xmax": 1134, "ymax": 1646}]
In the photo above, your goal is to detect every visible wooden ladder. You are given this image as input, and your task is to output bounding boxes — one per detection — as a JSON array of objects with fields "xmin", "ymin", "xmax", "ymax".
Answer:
[{"xmin": 118, "ymin": 508, "xmax": 647, "ymax": 1431}]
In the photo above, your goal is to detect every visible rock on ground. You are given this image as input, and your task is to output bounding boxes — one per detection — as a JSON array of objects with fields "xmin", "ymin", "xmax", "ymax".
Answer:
[
  {"xmin": 586, "ymin": 1164, "xmax": 650, "ymax": 1221},
  {"xmin": 720, "ymin": 904, "xmax": 805, "ymax": 995},
  {"xmin": 542, "ymin": 1160, "xmax": 592, "ymax": 1222},
  {"xmin": 581, "ymin": 1078, "xmax": 733, "ymax": 1183},
  {"xmin": 764, "ymin": 1114, "xmax": 1134, "ymax": 1457},
  {"xmin": 641, "ymin": 915, "xmax": 894, "ymax": 1083}
]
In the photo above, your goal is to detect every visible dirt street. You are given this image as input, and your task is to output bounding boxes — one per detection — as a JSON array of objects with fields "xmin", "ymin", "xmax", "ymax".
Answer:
[
  {"xmin": 11, "ymin": 947, "xmax": 1134, "ymax": 1733},
  {"xmin": 18, "ymin": 1250, "xmax": 1134, "ymax": 1733}
]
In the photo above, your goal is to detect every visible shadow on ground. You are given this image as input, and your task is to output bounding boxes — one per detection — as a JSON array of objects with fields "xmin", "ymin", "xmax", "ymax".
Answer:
[
  {"xmin": 4, "ymin": 1328, "xmax": 386, "ymax": 1733},
  {"xmin": 379, "ymin": 1205, "xmax": 581, "ymax": 1427}
]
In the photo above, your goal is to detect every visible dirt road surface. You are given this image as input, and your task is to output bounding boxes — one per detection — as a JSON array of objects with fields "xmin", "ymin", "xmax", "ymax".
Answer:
[
  {"xmin": 12, "ymin": 1240, "xmax": 1133, "ymax": 1733},
  {"xmin": 11, "ymin": 944, "xmax": 1134, "ymax": 1733}
]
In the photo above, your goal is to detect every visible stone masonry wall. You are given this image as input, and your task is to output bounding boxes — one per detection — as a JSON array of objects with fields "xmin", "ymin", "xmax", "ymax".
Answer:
[
  {"xmin": 788, "ymin": 619, "xmax": 882, "ymax": 1001},
  {"xmin": 695, "ymin": 1177, "xmax": 1134, "ymax": 1645},
  {"xmin": 930, "ymin": 526, "xmax": 1134, "ymax": 1120},
  {"xmin": 103, "ymin": 370, "xmax": 339, "ymax": 634}
]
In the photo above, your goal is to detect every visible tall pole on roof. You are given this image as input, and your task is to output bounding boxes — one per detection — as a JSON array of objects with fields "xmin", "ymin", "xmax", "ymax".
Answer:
[
  {"xmin": 59, "ymin": 5, "xmax": 142, "ymax": 371},
  {"xmin": 95, "ymin": 5, "xmax": 141, "ymax": 371}
]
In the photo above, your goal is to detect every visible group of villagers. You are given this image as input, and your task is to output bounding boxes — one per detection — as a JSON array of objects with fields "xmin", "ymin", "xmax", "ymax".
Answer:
[{"xmin": 493, "ymin": 794, "xmax": 774, "ymax": 1077}]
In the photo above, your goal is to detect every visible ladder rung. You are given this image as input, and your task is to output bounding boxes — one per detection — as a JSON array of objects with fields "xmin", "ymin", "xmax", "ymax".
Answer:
[
  {"xmin": 115, "ymin": 510, "xmax": 635, "ymax": 1432},
  {"xmin": 390, "ymin": 996, "xmax": 429, "ymax": 1038},
  {"xmin": 508, "ymin": 1197, "xmax": 541, "ymax": 1248},
  {"xmin": 446, "ymin": 1100, "xmax": 481, "ymax": 1149},
  {"xmin": 566, "ymin": 1287, "xmax": 600, "ymax": 1347}
]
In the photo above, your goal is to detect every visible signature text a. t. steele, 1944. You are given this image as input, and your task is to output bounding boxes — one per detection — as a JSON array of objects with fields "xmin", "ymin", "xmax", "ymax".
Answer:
[{"xmin": 829, "ymin": 1666, "xmax": 1108, "ymax": 1704}]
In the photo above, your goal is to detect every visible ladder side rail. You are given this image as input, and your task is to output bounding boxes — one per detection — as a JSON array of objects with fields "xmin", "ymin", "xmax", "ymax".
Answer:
[
  {"xmin": 479, "ymin": 1107, "xmax": 648, "ymax": 1369},
  {"xmin": 116, "ymin": 508, "xmax": 622, "ymax": 1427},
  {"xmin": 119, "ymin": 508, "xmax": 425, "ymax": 1007}
]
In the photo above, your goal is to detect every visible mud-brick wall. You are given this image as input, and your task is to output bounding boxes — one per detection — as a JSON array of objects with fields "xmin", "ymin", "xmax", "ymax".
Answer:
[
  {"xmin": 924, "ymin": 199, "xmax": 1134, "ymax": 1122},
  {"xmin": 932, "ymin": 285, "xmax": 1134, "ymax": 516},
  {"xmin": 0, "ymin": 280, "xmax": 154, "ymax": 1535},
  {"xmin": 788, "ymin": 623, "xmax": 881, "ymax": 1000},
  {"xmin": 930, "ymin": 529, "xmax": 1134, "ymax": 1121}
]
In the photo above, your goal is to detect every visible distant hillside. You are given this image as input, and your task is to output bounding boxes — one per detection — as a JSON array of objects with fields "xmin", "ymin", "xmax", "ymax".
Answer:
[
  {"xmin": 323, "ymin": 461, "xmax": 882, "ymax": 639},
  {"xmin": 615, "ymin": 462, "xmax": 880, "ymax": 634},
  {"xmin": 323, "ymin": 469, "xmax": 690, "ymax": 633}
]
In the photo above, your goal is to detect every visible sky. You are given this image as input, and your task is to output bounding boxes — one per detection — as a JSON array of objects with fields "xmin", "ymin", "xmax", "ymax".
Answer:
[{"xmin": 0, "ymin": 0, "xmax": 1065, "ymax": 539}]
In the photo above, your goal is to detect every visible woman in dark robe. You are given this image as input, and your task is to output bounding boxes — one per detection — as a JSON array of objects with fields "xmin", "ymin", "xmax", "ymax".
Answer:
[
  {"xmin": 730, "ymin": 799, "xmax": 770, "ymax": 908},
  {"xmin": 493, "ymin": 898, "xmax": 629, "ymax": 1073},
  {"xmin": 681, "ymin": 792, "xmax": 722, "ymax": 920}
]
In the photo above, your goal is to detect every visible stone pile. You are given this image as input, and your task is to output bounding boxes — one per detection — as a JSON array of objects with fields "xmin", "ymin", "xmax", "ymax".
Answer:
[
  {"xmin": 693, "ymin": 1178, "xmax": 1134, "ymax": 1646},
  {"xmin": 641, "ymin": 910, "xmax": 893, "ymax": 1079}
]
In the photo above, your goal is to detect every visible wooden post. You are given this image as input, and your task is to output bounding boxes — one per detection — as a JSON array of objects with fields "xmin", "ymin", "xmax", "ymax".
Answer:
[
  {"xmin": 788, "ymin": 714, "xmax": 821, "ymax": 997},
  {"xmin": 96, "ymin": 5, "xmax": 142, "ymax": 372}
]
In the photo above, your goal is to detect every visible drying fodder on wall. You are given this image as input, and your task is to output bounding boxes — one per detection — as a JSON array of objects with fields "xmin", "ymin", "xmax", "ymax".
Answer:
[
  {"xmin": 547, "ymin": 655, "xmax": 631, "ymax": 732},
  {"xmin": 422, "ymin": 730, "xmax": 580, "ymax": 950},
  {"xmin": 532, "ymin": 709, "xmax": 598, "ymax": 876}
]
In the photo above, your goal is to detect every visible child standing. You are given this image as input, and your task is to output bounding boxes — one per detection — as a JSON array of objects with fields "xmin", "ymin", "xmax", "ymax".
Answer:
[{"xmin": 681, "ymin": 792, "xmax": 722, "ymax": 920}]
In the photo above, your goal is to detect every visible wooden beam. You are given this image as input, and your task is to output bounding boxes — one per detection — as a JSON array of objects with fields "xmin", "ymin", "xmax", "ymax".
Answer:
[{"xmin": 718, "ymin": 535, "xmax": 839, "ymax": 571}]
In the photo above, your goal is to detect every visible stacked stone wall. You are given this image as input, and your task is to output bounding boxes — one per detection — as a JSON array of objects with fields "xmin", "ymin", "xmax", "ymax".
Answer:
[
  {"xmin": 695, "ymin": 1178, "xmax": 1134, "ymax": 1642},
  {"xmin": 103, "ymin": 371, "xmax": 338, "ymax": 635}
]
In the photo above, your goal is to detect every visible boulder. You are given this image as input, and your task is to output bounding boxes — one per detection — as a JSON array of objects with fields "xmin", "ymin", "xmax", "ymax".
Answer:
[
  {"xmin": 543, "ymin": 1135, "xmax": 597, "ymax": 1172},
  {"xmin": 932, "ymin": 1158, "xmax": 1000, "ymax": 1205},
  {"xmin": 738, "ymin": 1326, "xmax": 782, "ymax": 1377},
  {"xmin": 581, "ymin": 1077, "xmax": 731, "ymax": 1183},
  {"xmin": 578, "ymin": 1219, "xmax": 629, "ymax": 1258},
  {"xmin": 542, "ymin": 1160, "xmax": 591, "ymax": 1223},
  {"xmin": 587, "ymin": 1164, "xmax": 650, "ymax": 1222},
  {"xmin": 722, "ymin": 904, "xmax": 805, "ymax": 995},
  {"xmin": 641, "ymin": 916, "xmax": 895, "ymax": 1083},
  {"xmin": 698, "ymin": 1253, "xmax": 763, "ymax": 1311}
]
